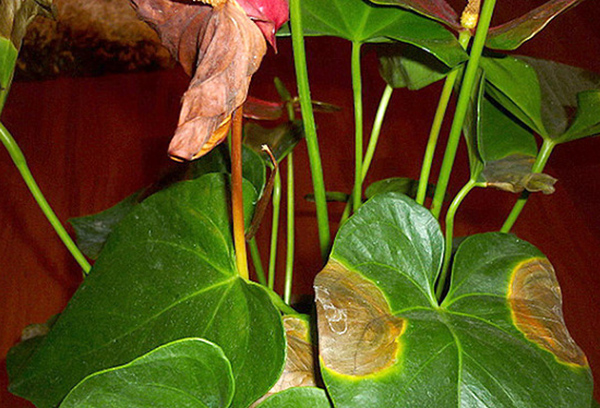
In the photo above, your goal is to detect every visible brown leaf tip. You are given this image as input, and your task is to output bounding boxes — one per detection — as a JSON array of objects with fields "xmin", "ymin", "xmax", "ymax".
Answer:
[
  {"xmin": 508, "ymin": 258, "xmax": 588, "ymax": 367},
  {"xmin": 315, "ymin": 261, "xmax": 404, "ymax": 377}
]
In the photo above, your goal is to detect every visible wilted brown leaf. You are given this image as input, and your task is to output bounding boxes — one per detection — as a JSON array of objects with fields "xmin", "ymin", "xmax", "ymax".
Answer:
[
  {"xmin": 131, "ymin": 0, "xmax": 267, "ymax": 160},
  {"xmin": 481, "ymin": 154, "xmax": 557, "ymax": 194},
  {"xmin": 1, "ymin": 0, "xmax": 55, "ymax": 48}
]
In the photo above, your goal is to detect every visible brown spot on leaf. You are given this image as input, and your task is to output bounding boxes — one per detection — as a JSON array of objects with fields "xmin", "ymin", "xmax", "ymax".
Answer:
[
  {"xmin": 315, "ymin": 260, "xmax": 404, "ymax": 376},
  {"xmin": 482, "ymin": 154, "xmax": 557, "ymax": 194},
  {"xmin": 509, "ymin": 258, "xmax": 587, "ymax": 367},
  {"xmin": 131, "ymin": 0, "xmax": 266, "ymax": 160}
]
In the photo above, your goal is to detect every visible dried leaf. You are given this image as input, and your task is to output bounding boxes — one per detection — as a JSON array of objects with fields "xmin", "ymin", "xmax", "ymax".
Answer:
[
  {"xmin": 481, "ymin": 154, "xmax": 557, "ymax": 194},
  {"xmin": 1, "ymin": 0, "xmax": 55, "ymax": 48},
  {"xmin": 131, "ymin": 0, "xmax": 267, "ymax": 160},
  {"xmin": 509, "ymin": 258, "xmax": 587, "ymax": 366}
]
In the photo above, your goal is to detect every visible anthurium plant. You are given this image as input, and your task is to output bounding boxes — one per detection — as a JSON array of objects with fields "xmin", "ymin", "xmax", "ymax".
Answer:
[{"xmin": 2, "ymin": 0, "xmax": 599, "ymax": 406}]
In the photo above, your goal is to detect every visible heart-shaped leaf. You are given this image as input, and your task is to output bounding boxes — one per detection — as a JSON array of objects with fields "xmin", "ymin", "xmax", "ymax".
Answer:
[
  {"xmin": 291, "ymin": 0, "xmax": 467, "ymax": 68},
  {"xmin": 377, "ymin": 43, "xmax": 450, "ymax": 90},
  {"xmin": 69, "ymin": 145, "xmax": 266, "ymax": 260},
  {"xmin": 59, "ymin": 338, "xmax": 234, "ymax": 408},
  {"xmin": 486, "ymin": 0, "xmax": 585, "ymax": 51},
  {"xmin": 367, "ymin": 0, "xmax": 460, "ymax": 30},
  {"xmin": 480, "ymin": 55, "xmax": 547, "ymax": 137},
  {"xmin": 365, "ymin": 177, "xmax": 436, "ymax": 200},
  {"xmin": 315, "ymin": 193, "xmax": 592, "ymax": 407},
  {"xmin": 255, "ymin": 387, "xmax": 332, "ymax": 408},
  {"xmin": 516, "ymin": 56, "xmax": 600, "ymax": 143},
  {"xmin": 244, "ymin": 120, "xmax": 304, "ymax": 165},
  {"xmin": 10, "ymin": 174, "xmax": 286, "ymax": 408}
]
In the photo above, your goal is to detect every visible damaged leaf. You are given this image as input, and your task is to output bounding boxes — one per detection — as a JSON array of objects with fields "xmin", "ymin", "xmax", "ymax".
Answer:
[
  {"xmin": 0, "ymin": 0, "xmax": 55, "ymax": 49},
  {"xmin": 481, "ymin": 155, "xmax": 557, "ymax": 194},
  {"xmin": 131, "ymin": 0, "xmax": 267, "ymax": 160},
  {"xmin": 315, "ymin": 193, "xmax": 592, "ymax": 407}
]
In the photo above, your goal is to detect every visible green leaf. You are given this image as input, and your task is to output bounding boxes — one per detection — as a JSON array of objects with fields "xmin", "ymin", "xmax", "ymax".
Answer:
[
  {"xmin": 515, "ymin": 56, "xmax": 600, "ymax": 142},
  {"xmin": 59, "ymin": 338, "xmax": 234, "ymax": 408},
  {"xmin": 0, "ymin": 0, "xmax": 54, "ymax": 49},
  {"xmin": 367, "ymin": 0, "xmax": 460, "ymax": 30},
  {"xmin": 10, "ymin": 174, "xmax": 286, "ymax": 408},
  {"xmin": 315, "ymin": 193, "xmax": 592, "ymax": 407},
  {"xmin": 480, "ymin": 55, "xmax": 547, "ymax": 137},
  {"xmin": 69, "ymin": 192, "xmax": 142, "ymax": 260},
  {"xmin": 0, "ymin": 37, "xmax": 18, "ymax": 111},
  {"xmin": 296, "ymin": 0, "xmax": 467, "ymax": 67},
  {"xmin": 462, "ymin": 68, "xmax": 486, "ymax": 179},
  {"xmin": 244, "ymin": 121, "xmax": 304, "ymax": 166},
  {"xmin": 69, "ymin": 145, "xmax": 266, "ymax": 260},
  {"xmin": 377, "ymin": 43, "xmax": 451, "ymax": 90},
  {"xmin": 561, "ymin": 90, "xmax": 600, "ymax": 142},
  {"xmin": 365, "ymin": 177, "xmax": 421, "ymax": 200},
  {"xmin": 255, "ymin": 388, "xmax": 332, "ymax": 408},
  {"xmin": 592, "ymin": 399, "xmax": 600, "ymax": 408},
  {"xmin": 486, "ymin": 0, "xmax": 585, "ymax": 51}
]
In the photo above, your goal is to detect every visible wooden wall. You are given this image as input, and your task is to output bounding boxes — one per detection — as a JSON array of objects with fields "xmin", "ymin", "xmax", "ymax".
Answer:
[{"xmin": 2, "ymin": 1, "xmax": 600, "ymax": 405}]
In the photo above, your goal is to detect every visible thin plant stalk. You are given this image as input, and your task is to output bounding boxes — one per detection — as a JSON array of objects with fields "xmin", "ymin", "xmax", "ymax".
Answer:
[
  {"xmin": 284, "ymin": 154, "xmax": 295, "ymax": 304},
  {"xmin": 416, "ymin": 31, "xmax": 472, "ymax": 206},
  {"xmin": 268, "ymin": 171, "xmax": 282, "ymax": 290},
  {"xmin": 0, "ymin": 122, "xmax": 91, "ymax": 274},
  {"xmin": 248, "ymin": 238, "xmax": 267, "ymax": 286},
  {"xmin": 351, "ymin": 41, "xmax": 364, "ymax": 213},
  {"xmin": 290, "ymin": 0, "xmax": 330, "ymax": 259},
  {"xmin": 231, "ymin": 108, "xmax": 249, "ymax": 280},
  {"xmin": 501, "ymin": 139, "xmax": 556, "ymax": 232},
  {"xmin": 436, "ymin": 179, "xmax": 481, "ymax": 299},
  {"xmin": 339, "ymin": 84, "xmax": 394, "ymax": 226},
  {"xmin": 430, "ymin": 0, "xmax": 497, "ymax": 219}
]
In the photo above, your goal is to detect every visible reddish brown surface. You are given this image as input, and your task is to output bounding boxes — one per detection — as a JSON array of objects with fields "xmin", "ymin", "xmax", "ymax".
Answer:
[{"xmin": 2, "ymin": 1, "xmax": 600, "ymax": 405}]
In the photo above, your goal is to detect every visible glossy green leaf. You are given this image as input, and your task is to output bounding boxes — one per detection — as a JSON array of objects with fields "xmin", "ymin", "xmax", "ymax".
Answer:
[
  {"xmin": 367, "ymin": 0, "xmax": 460, "ymax": 30},
  {"xmin": 486, "ymin": 0, "xmax": 585, "ymax": 51},
  {"xmin": 9, "ymin": 174, "xmax": 286, "ymax": 408},
  {"xmin": 0, "ymin": 0, "xmax": 54, "ymax": 49},
  {"xmin": 295, "ymin": 0, "xmax": 467, "ymax": 67},
  {"xmin": 463, "ymin": 68, "xmax": 486, "ymax": 179},
  {"xmin": 480, "ymin": 55, "xmax": 547, "ymax": 137},
  {"xmin": 315, "ymin": 193, "xmax": 592, "ymax": 407},
  {"xmin": 69, "ymin": 192, "xmax": 143, "ymax": 260},
  {"xmin": 255, "ymin": 387, "xmax": 332, "ymax": 408},
  {"xmin": 377, "ymin": 43, "xmax": 450, "ymax": 90},
  {"xmin": 365, "ymin": 177, "xmax": 424, "ymax": 200},
  {"xmin": 0, "ymin": 37, "xmax": 18, "ymax": 112},
  {"xmin": 515, "ymin": 56, "xmax": 600, "ymax": 143},
  {"xmin": 59, "ymin": 338, "xmax": 234, "ymax": 408},
  {"xmin": 69, "ymin": 145, "xmax": 266, "ymax": 260},
  {"xmin": 244, "ymin": 121, "xmax": 304, "ymax": 166}
]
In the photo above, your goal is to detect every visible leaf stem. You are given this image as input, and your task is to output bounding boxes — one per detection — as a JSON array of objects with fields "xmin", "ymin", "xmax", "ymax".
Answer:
[
  {"xmin": 265, "ymin": 286, "xmax": 299, "ymax": 316},
  {"xmin": 436, "ymin": 178, "xmax": 480, "ymax": 299},
  {"xmin": 268, "ymin": 171, "xmax": 282, "ymax": 290},
  {"xmin": 500, "ymin": 139, "xmax": 555, "ymax": 232},
  {"xmin": 430, "ymin": 0, "xmax": 497, "ymax": 219},
  {"xmin": 248, "ymin": 238, "xmax": 267, "ymax": 286},
  {"xmin": 416, "ymin": 32, "xmax": 471, "ymax": 206},
  {"xmin": 339, "ymin": 84, "xmax": 394, "ymax": 226},
  {"xmin": 231, "ymin": 108, "xmax": 249, "ymax": 280},
  {"xmin": 290, "ymin": 0, "xmax": 330, "ymax": 260},
  {"xmin": 284, "ymin": 154, "xmax": 295, "ymax": 304},
  {"xmin": 0, "ymin": 122, "xmax": 91, "ymax": 274},
  {"xmin": 351, "ymin": 41, "xmax": 364, "ymax": 213}
]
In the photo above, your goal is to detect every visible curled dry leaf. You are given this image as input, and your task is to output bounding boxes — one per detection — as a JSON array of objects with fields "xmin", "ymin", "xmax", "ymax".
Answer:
[
  {"xmin": 481, "ymin": 154, "xmax": 557, "ymax": 194},
  {"xmin": 131, "ymin": 0, "xmax": 267, "ymax": 161},
  {"xmin": 0, "ymin": 0, "xmax": 55, "ymax": 48}
]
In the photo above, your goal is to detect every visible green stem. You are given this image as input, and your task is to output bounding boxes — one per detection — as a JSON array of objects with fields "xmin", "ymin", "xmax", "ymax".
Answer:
[
  {"xmin": 268, "ymin": 171, "xmax": 282, "ymax": 290},
  {"xmin": 362, "ymin": 84, "xmax": 393, "ymax": 180},
  {"xmin": 248, "ymin": 238, "xmax": 267, "ymax": 286},
  {"xmin": 284, "ymin": 154, "xmax": 295, "ymax": 304},
  {"xmin": 501, "ymin": 139, "xmax": 555, "ymax": 232},
  {"xmin": 0, "ymin": 122, "xmax": 91, "ymax": 274},
  {"xmin": 437, "ymin": 179, "xmax": 480, "ymax": 299},
  {"xmin": 265, "ymin": 287, "xmax": 299, "ymax": 316},
  {"xmin": 290, "ymin": 0, "xmax": 330, "ymax": 260},
  {"xmin": 431, "ymin": 0, "xmax": 497, "ymax": 219},
  {"xmin": 416, "ymin": 32, "xmax": 471, "ymax": 206},
  {"xmin": 339, "ymin": 85, "xmax": 394, "ymax": 226},
  {"xmin": 351, "ymin": 41, "xmax": 364, "ymax": 213}
]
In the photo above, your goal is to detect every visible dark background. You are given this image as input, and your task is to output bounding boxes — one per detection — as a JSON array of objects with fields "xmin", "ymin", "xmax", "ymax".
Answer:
[{"xmin": 1, "ymin": 0, "xmax": 600, "ymax": 405}]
